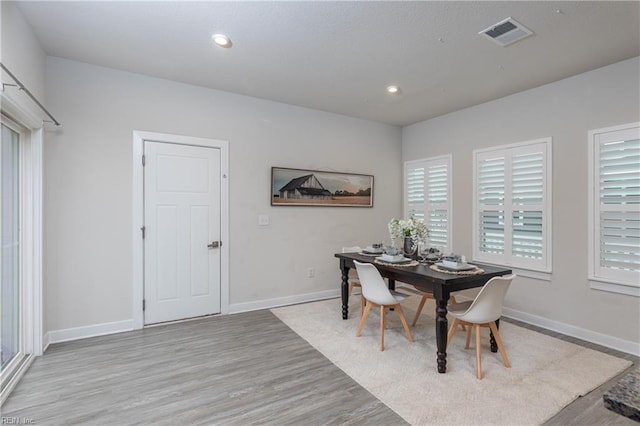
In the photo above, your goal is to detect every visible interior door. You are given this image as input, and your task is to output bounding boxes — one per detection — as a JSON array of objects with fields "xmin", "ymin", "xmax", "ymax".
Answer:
[{"xmin": 143, "ymin": 140, "xmax": 221, "ymax": 324}]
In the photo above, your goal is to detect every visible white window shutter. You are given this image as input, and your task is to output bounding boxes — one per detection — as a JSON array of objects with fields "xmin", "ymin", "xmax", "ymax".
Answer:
[
  {"xmin": 511, "ymin": 151, "xmax": 544, "ymax": 260},
  {"xmin": 404, "ymin": 156, "xmax": 451, "ymax": 252},
  {"xmin": 474, "ymin": 138, "xmax": 551, "ymax": 272},
  {"xmin": 426, "ymin": 162, "xmax": 449, "ymax": 250},
  {"xmin": 405, "ymin": 164, "xmax": 425, "ymax": 220},
  {"xmin": 590, "ymin": 124, "xmax": 640, "ymax": 291},
  {"xmin": 477, "ymin": 156, "xmax": 505, "ymax": 256}
]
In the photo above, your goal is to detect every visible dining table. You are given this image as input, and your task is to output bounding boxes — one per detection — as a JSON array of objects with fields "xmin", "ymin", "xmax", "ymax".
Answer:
[{"xmin": 335, "ymin": 251, "xmax": 512, "ymax": 373}]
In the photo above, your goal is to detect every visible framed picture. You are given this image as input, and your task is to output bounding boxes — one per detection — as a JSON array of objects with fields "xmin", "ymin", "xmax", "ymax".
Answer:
[{"xmin": 271, "ymin": 167, "xmax": 374, "ymax": 207}]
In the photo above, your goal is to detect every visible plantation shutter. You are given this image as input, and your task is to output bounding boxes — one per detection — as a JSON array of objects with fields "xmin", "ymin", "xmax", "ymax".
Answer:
[
  {"xmin": 477, "ymin": 155, "xmax": 505, "ymax": 256},
  {"xmin": 404, "ymin": 156, "xmax": 451, "ymax": 251},
  {"xmin": 405, "ymin": 164, "xmax": 425, "ymax": 221},
  {"xmin": 474, "ymin": 138, "xmax": 551, "ymax": 271},
  {"xmin": 511, "ymin": 150, "xmax": 544, "ymax": 260},
  {"xmin": 596, "ymin": 132, "xmax": 640, "ymax": 281},
  {"xmin": 426, "ymin": 162, "xmax": 449, "ymax": 249}
]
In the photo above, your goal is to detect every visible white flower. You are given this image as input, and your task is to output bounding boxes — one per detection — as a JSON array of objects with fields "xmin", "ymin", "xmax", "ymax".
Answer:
[{"xmin": 388, "ymin": 216, "xmax": 429, "ymax": 250}]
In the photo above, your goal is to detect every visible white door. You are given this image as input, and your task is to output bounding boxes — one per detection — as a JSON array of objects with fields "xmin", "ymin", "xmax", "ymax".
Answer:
[{"xmin": 143, "ymin": 141, "xmax": 221, "ymax": 324}]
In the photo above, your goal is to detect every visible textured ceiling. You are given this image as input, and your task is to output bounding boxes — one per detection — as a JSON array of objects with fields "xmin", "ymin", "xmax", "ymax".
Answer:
[{"xmin": 14, "ymin": 1, "xmax": 640, "ymax": 126}]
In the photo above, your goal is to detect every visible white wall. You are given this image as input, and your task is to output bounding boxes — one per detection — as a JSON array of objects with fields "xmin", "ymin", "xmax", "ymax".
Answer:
[
  {"xmin": 0, "ymin": 1, "xmax": 46, "ymax": 100},
  {"xmin": 1, "ymin": 1, "xmax": 47, "ymax": 348},
  {"xmin": 403, "ymin": 57, "xmax": 640, "ymax": 351},
  {"xmin": 44, "ymin": 57, "xmax": 402, "ymax": 334}
]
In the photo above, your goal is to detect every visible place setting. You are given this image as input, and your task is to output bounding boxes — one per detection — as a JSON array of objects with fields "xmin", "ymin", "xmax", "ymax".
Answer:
[
  {"xmin": 429, "ymin": 253, "xmax": 485, "ymax": 275},
  {"xmin": 373, "ymin": 246, "xmax": 420, "ymax": 267}
]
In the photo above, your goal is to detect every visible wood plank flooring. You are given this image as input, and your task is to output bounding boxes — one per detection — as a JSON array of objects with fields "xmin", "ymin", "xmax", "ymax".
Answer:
[
  {"xmin": 1, "ymin": 308, "xmax": 637, "ymax": 425},
  {"xmin": 2, "ymin": 310, "xmax": 405, "ymax": 425}
]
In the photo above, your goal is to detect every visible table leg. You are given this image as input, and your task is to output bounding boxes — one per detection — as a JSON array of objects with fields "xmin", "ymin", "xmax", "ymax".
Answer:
[
  {"xmin": 436, "ymin": 298, "xmax": 448, "ymax": 373},
  {"xmin": 387, "ymin": 278, "xmax": 396, "ymax": 291},
  {"xmin": 341, "ymin": 265, "xmax": 349, "ymax": 320},
  {"xmin": 489, "ymin": 318, "xmax": 500, "ymax": 352}
]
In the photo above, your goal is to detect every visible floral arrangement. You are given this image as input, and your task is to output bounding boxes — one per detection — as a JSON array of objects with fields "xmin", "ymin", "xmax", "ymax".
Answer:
[{"xmin": 388, "ymin": 216, "xmax": 429, "ymax": 250}]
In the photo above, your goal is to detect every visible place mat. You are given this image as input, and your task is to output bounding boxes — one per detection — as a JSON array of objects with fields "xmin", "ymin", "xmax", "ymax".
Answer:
[
  {"xmin": 430, "ymin": 264, "xmax": 485, "ymax": 275},
  {"xmin": 375, "ymin": 259, "xmax": 420, "ymax": 267}
]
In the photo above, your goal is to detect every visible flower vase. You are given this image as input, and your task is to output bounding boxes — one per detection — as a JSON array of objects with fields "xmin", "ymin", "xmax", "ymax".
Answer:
[{"xmin": 403, "ymin": 237, "xmax": 415, "ymax": 258}]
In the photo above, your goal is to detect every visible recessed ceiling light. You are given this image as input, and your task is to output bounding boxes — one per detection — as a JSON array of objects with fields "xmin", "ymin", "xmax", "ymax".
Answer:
[
  {"xmin": 386, "ymin": 85, "xmax": 400, "ymax": 94},
  {"xmin": 212, "ymin": 33, "xmax": 232, "ymax": 48}
]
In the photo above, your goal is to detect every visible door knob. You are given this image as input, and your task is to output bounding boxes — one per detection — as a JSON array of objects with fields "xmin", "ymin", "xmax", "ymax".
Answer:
[{"xmin": 208, "ymin": 241, "xmax": 220, "ymax": 249}]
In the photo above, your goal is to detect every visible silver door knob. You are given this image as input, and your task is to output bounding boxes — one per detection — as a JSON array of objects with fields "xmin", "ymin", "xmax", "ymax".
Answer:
[{"xmin": 208, "ymin": 241, "xmax": 220, "ymax": 249}]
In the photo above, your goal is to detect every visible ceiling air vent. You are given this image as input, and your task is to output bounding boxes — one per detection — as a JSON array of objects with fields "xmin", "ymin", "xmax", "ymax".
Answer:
[{"xmin": 479, "ymin": 17, "xmax": 533, "ymax": 47}]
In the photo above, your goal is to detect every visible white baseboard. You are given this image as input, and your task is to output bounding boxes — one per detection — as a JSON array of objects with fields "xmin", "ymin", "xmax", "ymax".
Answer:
[
  {"xmin": 228, "ymin": 289, "xmax": 341, "ymax": 314},
  {"xmin": 41, "ymin": 294, "xmax": 638, "ymax": 358},
  {"xmin": 42, "ymin": 331, "xmax": 50, "ymax": 353},
  {"xmin": 43, "ymin": 292, "xmax": 341, "ymax": 347},
  {"xmin": 47, "ymin": 319, "xmax": 134, "ymax": 345},
  {"xmin": 503, "ymin": 306, "xmax": 640, "ymax": 357},
  {"xmin": 0, "ymin": 354, "xmax": 34, "ymax": 406}
]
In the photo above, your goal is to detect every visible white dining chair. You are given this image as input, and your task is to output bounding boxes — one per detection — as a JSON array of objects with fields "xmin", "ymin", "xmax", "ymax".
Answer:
[
  {"xmin": 446, "ymin": 274, "xmax": 516, "ymax": 379},
  {"xmin": 353, "ymin": 260, "xmax": 414, "ymax": 351},
  {"xmin": 342, "ymin": 246, "xmax": 365, "ymax": 316}
]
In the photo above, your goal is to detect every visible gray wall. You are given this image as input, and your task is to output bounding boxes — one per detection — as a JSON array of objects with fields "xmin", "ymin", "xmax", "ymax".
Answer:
[
  {"xmin": 44, "ymin": 57, "xmax": 402, "ymax": 333},
  {"xmin": 403, "ymin": 57, "xmax": 640, "ymax": 350},
  {"xmin": 0, "ymin": 2, "xmax": 46, "ymax": 100}
]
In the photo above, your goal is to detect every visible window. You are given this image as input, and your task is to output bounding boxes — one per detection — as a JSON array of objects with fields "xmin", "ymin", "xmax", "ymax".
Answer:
[
  {"xmin": 1, "ymin": 121, "xmax": 20, "ymax": 375},
  {"xmin": 473, "ymin": 138, "xmax": 552, "ymax": 273},
  {"xmin": 0, "ymin": 105, "xmax": 43, "ymax": 404},
  {"xmin": 588, "ymin": 123, "xmax": 640, "ymax": 296},
  {"xmin": 404, "ymin": 155, "xmax": 452, "ymax": 252}
]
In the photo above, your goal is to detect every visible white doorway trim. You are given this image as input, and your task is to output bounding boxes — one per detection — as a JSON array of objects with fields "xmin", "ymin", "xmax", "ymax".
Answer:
[{"xmin": 132, "ymin": 131, "xmax": 229, "ymax": 330}]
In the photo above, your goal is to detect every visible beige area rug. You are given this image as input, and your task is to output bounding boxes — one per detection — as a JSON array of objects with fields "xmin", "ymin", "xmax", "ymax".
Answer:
[{"xmin": 272, "ymin": 295, "xmax": 632, "ymax": 426}]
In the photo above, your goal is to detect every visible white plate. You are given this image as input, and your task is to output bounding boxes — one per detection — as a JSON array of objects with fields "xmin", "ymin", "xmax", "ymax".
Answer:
[
  {"xmin": 377, "ymin": 256, "xmax": 412, "ymax": 264},
  {"xmin": 435, "ymin": 262, "xmax": 476, "ymax": 271},
  {"xmin": 363, "ymin": 248, "xmax": 384, "ymax": 254}
]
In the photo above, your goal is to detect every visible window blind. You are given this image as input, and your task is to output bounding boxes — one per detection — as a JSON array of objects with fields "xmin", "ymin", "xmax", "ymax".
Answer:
[
  {"xmin": 406, "ymin": 165, "xmax": 425, "ymax": 220},
  {"xmin": 474, "ymin": 138, "xmax": 551, "ymax": 272},
  {"xmin": 598, "ymin": 137, "xmax": 640, "ymax": 274},
  {"xmin": 404, "ymin": 156, "xmax": 451, "ymax": 252},
  {"xmin": 511, "ymin": 152, "xmax": 544, "ymax": 260}
]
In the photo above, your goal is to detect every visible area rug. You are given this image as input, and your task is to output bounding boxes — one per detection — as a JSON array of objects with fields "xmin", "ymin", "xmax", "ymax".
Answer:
[{"xmin": 271, "ymin": 295, "xmax": 632, "ymax": 426}]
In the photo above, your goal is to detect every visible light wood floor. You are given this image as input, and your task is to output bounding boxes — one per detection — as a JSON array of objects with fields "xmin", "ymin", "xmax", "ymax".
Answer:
[{"xmin": 2, "ymin": 308, "xmax": 637, "ymax": 425}]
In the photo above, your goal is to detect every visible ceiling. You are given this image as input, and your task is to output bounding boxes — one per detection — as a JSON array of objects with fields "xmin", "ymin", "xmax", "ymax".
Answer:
[{"xmin": 14, "ymin": 1, "xmax": 640, "ymax": 126}]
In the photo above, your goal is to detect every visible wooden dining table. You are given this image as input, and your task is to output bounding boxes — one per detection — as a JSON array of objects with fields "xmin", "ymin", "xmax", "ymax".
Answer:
[{"xmin": 335, "ymin": 251, "xmax": 512, "ymax": 373}]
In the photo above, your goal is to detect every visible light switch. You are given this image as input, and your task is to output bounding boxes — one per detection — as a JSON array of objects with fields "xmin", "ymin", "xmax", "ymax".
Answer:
[{"xmin": 258, "ymin": 214, "xmax": 270, "ymax": 226}]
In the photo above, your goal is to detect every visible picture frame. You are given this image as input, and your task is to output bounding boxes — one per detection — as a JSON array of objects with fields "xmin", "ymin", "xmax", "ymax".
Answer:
[{"xmin": 271, "ymin": 167, "xmax": 374, "ymax": 207}]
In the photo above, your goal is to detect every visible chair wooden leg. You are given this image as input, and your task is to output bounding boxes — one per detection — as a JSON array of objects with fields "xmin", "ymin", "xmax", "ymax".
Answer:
[
  {"xmin": 465, "ymin": 323, "xmax": 472, "ymax": 349},
  {"xmin": 360, "ymin": 294, "xmax": 365, "ymax": 317},
  {"xmin": 447, "ymin": 318, "xmax": 460, "ymax": 348},
  {"xmin": 488, "ymin": 322, "xmax": 511, "ymax": 368},
  {"xmin": 411, "ymin": 294, "xmax": 430, "ymax": 326},
  {"xmin": 380, "ymin": 306, "xmax": 386, "ymax": 351},
  {"xmin": 475, "ymin": 324, "xmax": 483, "ymax": 379},
  {"xmin": 356, "ymin": 302, "xmax": 372, "ymax": 337},
  {"xmin": 448, "ymin": 296, "xmax": 466, "ymax": 332},
  {"xmin": 395, "ymin": 304, "xmax": 414, "ymax": 343}
]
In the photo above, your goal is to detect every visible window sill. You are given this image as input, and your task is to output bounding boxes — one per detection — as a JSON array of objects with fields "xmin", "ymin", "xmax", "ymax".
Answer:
[
  {"xmin": 473, "ymin": 261, "xmax": 552, "ymax": 281},
  {"xmin": 589, "ymin": 279, "xmax": 640, "ymax": 297}
]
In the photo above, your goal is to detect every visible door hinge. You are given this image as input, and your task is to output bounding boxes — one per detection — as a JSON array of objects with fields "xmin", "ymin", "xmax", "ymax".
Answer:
[
  {"xmin": 143, "ymin": 299, "xmax": 146, "ymax": 311},
  {"xmin": 141, "ymin": 226, "xmax": 146, "ymax": 239},
  {"xmin": 142, "ymin": 154, "xmax": 146, "ymax": 166}
]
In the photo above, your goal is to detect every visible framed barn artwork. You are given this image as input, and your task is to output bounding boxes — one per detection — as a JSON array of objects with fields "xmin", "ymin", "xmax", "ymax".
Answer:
[{"xmin": 271, "ymin": 167, "xmax": 374, "ymax": 207}]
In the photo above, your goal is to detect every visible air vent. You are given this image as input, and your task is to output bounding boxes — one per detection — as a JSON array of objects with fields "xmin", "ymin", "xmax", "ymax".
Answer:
[{"xmin": 480, "ymin": 17, "xmax": 533, "ymax": 47}]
